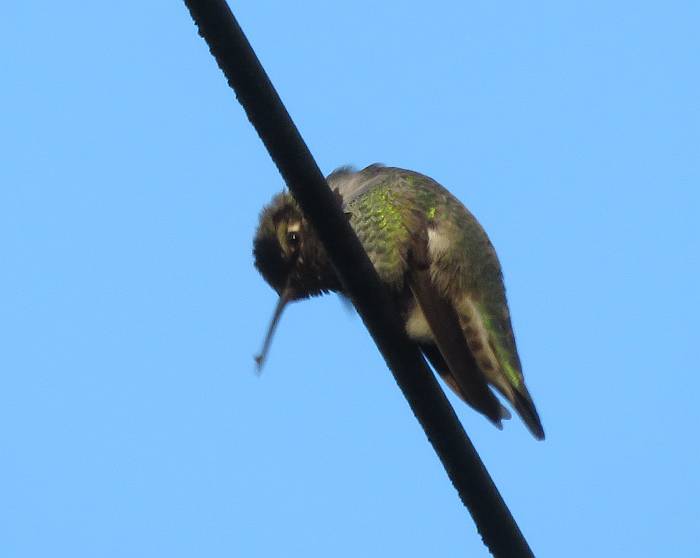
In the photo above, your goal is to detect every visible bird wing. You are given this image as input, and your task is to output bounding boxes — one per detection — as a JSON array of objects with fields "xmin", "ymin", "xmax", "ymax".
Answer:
[
  {"xmin": 407, "ymin": 230, "xmax": 507, "ymax": 427},
  {"xmin": 329, "ymin": 164, "xmax": 389, "ymax": 210}
]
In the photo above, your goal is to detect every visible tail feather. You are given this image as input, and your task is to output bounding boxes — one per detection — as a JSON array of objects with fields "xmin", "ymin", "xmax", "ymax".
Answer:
[{"xmin": 509, "ymin": 385, "xmax": 545, "ymax": 440}]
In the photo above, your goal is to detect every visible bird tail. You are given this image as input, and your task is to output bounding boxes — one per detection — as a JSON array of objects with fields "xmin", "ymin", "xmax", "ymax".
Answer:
[{"xmin": 508, "ymin": 383, "xmax": 545, "ymax": 440}]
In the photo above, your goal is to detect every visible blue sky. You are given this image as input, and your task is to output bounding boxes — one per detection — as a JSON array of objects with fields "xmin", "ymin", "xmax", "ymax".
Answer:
[{"xmin": 2, "ymin": 2, "xmax": 698, "ymax": 556}]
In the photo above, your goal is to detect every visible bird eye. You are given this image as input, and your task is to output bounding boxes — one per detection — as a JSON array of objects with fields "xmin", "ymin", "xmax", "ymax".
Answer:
[{"xmin": 286, "ymin": 230, "xmax": 300, "ymax": 249}]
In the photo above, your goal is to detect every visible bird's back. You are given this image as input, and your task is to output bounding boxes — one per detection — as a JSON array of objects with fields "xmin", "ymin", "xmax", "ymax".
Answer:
[{"xmin": 329, "ymin": 165, "xmax": 506, "ymax": 302}]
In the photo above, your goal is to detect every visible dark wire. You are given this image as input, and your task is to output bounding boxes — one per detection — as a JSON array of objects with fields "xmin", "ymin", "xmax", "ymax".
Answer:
[{"xmin": 182, "ymin": 2, "xmax": 535, "ymax": 556}]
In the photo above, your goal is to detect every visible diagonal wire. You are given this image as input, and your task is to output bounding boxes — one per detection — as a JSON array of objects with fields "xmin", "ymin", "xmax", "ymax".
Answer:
[{"xmin": 182, "ymin": 2, "xmax": 535, "ymax": 556}]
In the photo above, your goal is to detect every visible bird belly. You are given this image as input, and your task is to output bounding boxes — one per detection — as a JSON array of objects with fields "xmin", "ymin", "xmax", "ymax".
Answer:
[{"xmin": 405, "ymin": 302, "xmax": 434, "ymax": 342}]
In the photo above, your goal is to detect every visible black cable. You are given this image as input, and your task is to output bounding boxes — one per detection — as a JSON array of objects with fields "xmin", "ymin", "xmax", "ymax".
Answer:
[{"xmin": 182, "ymin": 2, "xmax": 535, "ymax": 556}]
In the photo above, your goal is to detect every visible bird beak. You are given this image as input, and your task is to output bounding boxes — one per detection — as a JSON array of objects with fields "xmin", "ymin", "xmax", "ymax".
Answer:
[{"xmin": 254, "ymin": 284, "xmax": 294, "ymax": 372}]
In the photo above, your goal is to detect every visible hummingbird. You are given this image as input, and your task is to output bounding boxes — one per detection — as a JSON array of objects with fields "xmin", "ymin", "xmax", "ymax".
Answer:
[{"xmin": 253, "ymin": 164, "xmax": 544, "ymax": 439}]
